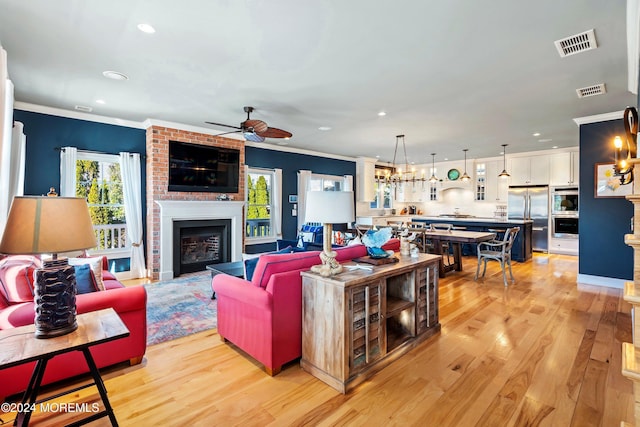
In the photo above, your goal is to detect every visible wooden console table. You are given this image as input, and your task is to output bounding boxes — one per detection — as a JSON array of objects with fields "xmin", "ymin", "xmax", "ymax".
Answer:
[
  {"xmin": 0, "ymin": 308, "xmax": 130, "ymax": 426},
  {"xmin": 300, "ymin": 253, "xmax": 441, "ymax": 393}
]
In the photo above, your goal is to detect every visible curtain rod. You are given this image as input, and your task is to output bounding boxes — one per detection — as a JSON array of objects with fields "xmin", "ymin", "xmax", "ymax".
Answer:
[{"xmin": 55, "ymin": 147, "xmax": 145, "ymax": 158}]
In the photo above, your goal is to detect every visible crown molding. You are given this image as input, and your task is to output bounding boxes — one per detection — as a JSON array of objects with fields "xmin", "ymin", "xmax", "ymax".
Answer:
[
  {"xmin": 243, "ymin": 140, "xmax": 356, "ymax": 162},
  {"xmin": 14, "ymin": 102, "xmax": 146, "ymax": 129},
  {"xmin": 142, "ymin": 118, "xmax": 245, "ymax": 140},
  {"xmin": 573, "ymin": 110, "xmax": 625, "ymax": 125}
]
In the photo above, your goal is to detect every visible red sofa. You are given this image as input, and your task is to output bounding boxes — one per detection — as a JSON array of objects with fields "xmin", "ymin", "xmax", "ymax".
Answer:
[
  {"xmin": 0, "ymin": 255, "xmax": 147, "ymax": 402},
  {"xmin": 212, "ymin": 239, "xmax": 400, "ymax": 375}
]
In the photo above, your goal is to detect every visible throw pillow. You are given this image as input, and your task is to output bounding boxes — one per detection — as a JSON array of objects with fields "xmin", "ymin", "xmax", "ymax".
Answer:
[
  {"xmin": 74, "ymin": 264, "xmax": 99, "ymax": 294},
  {"xmin": 68, "ymin": 256, "xmax": 105, "ymax": 291},
  {"xmin": 244, "ymin": 246, "xmax": 304, "ymax": 281}
]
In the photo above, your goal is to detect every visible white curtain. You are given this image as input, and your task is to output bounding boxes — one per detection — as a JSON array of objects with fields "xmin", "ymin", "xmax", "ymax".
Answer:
[
  {"xmin": 119, "ymin": 152, "xmax": 146, "ymax": 278},
  {"xmin": 0, "ymin": 77, "xmax": 14, "ymax": 237},
  {"xmin": 8, "ymin": 121, "xmax": 25, "ymax": 199},
  {"xmin": 59, "ymin": 146, "xmax": 77, "ymax": 197},
  {"xmin": 273, "ymin": 168, "xmax": 283, "ymax": 238},
  {"xmin": 343, "ymin": 175, "xmax": 353, "ymax": 191},
  {"xmin": 297, "ymin": 170, "xmax": 312, "ymax": 231}
]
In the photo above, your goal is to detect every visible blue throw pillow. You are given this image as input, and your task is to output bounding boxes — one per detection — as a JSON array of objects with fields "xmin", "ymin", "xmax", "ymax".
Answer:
[
  {"xmin": 74, "ymin": 264, "xmax": 99, "ymax": 294},
  {"xmin": 244, "ymin": 246, "xmax": 302, "ymax": 281}
]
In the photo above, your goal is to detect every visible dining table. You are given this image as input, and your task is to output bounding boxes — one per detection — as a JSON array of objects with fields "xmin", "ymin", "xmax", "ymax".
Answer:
[{"xmin": 417, "ymin": 229, "xmax": 497, "ymax": 277}]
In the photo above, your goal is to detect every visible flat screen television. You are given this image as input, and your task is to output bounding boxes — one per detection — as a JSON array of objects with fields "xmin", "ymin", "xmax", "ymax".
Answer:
[{"xmin": 168, "ymin": 140, "xmax": 240, "ymax": 193}]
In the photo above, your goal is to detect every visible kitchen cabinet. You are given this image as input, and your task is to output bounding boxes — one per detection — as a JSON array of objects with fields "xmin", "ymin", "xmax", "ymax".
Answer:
[
  {"xmin": 508, "ymin": 155, "xmax": 550, "ymax": 186},
  {"xmin": 356, "ymin": 157, "xmax": 377, "ymax": 202},
  {"xmin": 476, "ymin": 160, "xmax": 508, "ymax": 202},
  {"xmin": 549, "ymin": 151, "xmax": 579, "ymax": 186},
  {"xmin": 300, "ymin": 253, "xmax": 440, "ymax": 393},
  {"xmin": 549, "ymin": 237, "xmax": 578, "ymax": 255},
  {"xmin": 357, "ymin": 215, "xmax": 414, "ymax": 227}
]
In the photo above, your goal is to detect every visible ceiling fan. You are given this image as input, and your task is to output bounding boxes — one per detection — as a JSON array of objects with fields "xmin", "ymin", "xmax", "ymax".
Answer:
[{"xmin": 206, "ymin": 106, "xmax": 293, "ymax": 142}]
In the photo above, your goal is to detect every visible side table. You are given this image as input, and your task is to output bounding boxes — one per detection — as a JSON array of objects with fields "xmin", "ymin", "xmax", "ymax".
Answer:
[
  {"xmin": 206, "ymin": 261, "xmax": 245, "ymax": 299},
  {"xmin": 0, "ymin": 308, "xmax": 130, "ymax": 426}
]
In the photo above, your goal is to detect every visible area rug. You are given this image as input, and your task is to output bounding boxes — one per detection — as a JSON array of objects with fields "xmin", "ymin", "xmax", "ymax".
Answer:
[{"xmin": 144, "ymin": 272, "xmax": 217, "ymax": 346}]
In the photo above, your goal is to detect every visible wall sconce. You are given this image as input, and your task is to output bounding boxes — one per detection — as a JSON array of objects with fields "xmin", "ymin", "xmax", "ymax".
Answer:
[{"xmin": 614, "ymin": 106, "xmax": 638, "ymax": 185}]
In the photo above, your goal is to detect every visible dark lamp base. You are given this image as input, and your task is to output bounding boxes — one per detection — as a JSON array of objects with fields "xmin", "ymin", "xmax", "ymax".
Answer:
[{"xmin": 34, "ymin": 259, "xmax": 78, "ymax": 339}]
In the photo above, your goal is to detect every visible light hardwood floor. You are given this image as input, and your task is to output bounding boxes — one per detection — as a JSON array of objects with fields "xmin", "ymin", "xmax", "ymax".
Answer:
[{"xmin": 1, "ymin": 253, "xmax": 634, "ymax": 426}]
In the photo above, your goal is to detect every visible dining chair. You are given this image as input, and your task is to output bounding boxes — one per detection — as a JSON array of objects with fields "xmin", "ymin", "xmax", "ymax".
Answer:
[
  {"xmin": 426, "ymin": 223, "xmax": 454, "ymax": 264},
  {"xmin": 406, "ymin": 222, "xmax": 428, "ymax": 252},
  {"xmin": 474, "ymin": 227, "xmax": 520, "ymax": 286}
]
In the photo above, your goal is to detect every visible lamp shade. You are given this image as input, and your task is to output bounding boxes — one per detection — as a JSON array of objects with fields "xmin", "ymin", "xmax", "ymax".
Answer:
[
  {"xmin": 0, "ymin": 196, "xmax": 97, "ymax": 254},
  {"xmin": 305, "ymin": 191, "xmax": 355, "ymax": 224}
]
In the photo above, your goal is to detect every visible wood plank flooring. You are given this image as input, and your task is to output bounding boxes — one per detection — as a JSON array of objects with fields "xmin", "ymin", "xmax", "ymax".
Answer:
[{"xmin": 0, "ymin": 253, "xmax": 634, "ymax": 426}]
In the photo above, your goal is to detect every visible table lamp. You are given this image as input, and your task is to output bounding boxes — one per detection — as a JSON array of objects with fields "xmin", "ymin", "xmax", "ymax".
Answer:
[
  {"xmin": 304, "ymin": 191, "xmax": 355, "ymax": 277},
  {"xmin": 0, "ymin": 196, "xmax": 97, "ymax": 338}
]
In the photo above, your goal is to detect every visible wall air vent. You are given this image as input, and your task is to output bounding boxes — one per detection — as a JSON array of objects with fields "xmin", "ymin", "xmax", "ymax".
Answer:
[
  {"xmin": 576, "ymin": 83, "xmax": 606, "ymax": 98},
  {"xmin": 554, "ymin": 29, "xmax": 597, "ymax": 57},
  {"xmin": 74, "ymin": 105, "xmax": 93, "ymax": 112}
]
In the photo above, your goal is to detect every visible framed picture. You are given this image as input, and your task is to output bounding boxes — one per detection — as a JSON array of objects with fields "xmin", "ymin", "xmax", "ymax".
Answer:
[
  {"xmin": 594, "ymin": 162, "xmax": 633, "ymax": 198},
  {"xmin": 288, "ymin": 195, "xmax": 298, "ymax": 203}
]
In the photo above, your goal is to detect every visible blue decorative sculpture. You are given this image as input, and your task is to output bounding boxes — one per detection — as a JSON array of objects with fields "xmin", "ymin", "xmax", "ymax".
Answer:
[{"xmin": 362, "ymin": 227, "xmax": 393, "ymax": 258}]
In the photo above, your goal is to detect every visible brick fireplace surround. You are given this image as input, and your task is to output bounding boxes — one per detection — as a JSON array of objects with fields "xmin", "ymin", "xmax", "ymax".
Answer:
[{"xmin": 146, "ymin": 125, "xmax": 245, "ymax": 280}]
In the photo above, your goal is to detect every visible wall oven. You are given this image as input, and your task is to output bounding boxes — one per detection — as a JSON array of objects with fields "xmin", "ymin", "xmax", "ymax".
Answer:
[
  {"xmin": 552, "ymin": 215, "xmax": 579, "ymax": 239},
  {"xmin": 551, "ymin": 187, "xmax": 579, "ymax": 215}
]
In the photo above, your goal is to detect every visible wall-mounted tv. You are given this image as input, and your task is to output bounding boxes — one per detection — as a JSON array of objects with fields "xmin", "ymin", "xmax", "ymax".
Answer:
[{"xmin": 168, "ymin": 140, "xmax": 240, "ymax": 193}]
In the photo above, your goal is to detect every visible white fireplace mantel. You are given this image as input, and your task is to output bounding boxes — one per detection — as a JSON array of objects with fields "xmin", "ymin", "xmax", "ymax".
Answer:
[{"xmin": 155, "ymin": 200, "xmax": 244, "ymax": 280}]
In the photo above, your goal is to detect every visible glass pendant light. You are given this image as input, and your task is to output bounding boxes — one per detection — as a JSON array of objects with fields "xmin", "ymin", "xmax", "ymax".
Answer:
[
  {"xmin": 498, "ymin": 144, "xmax": 510, "ymax": 178},
  {"xmin": 461, "ymin": 149, "xmax": 471, "ymax": 182},
  {"xmin": 429, "ymin": 153, "xmax": 438, "ymax": 183}
]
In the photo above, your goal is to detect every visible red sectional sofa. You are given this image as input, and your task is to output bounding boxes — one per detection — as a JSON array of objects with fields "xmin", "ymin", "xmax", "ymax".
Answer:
[
  {"xmin": 212, "ymin": 239, "xmax": 400, "ymax": 375},
  {"xmin": 0, "ymin": 255, "xmax": 147, "ymax": 402}
]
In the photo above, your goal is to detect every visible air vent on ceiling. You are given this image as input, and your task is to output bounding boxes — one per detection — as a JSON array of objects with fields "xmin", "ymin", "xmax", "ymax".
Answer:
[
  {"xmin": 576, "ymin": 83, "xmax": 606, "ymax": 98},
  {"xmin": 74, "ymin": 105, "xmax": 93, "ymax": 112},
  {"xmin": 554, "ymin": 29, "xmax": 597, "ymax": 57}
]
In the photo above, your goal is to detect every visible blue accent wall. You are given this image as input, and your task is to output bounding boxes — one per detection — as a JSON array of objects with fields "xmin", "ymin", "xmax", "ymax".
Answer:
[
  {"xmin": 13, "ymin": 110, "xmax": 147, "ymax": 270},
  {"xmin": 579, "ymin": 118, "xmax": 633, "ymax": 280},
  {"xmin": 245, "ymin": 146, "xmax": 356, "ymax": 251}
]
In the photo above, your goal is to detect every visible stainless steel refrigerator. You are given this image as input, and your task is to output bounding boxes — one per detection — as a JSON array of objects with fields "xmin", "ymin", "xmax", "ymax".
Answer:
[{"xmin": 508, "ymin": 186, "xmax": 549, "ymax": 252}]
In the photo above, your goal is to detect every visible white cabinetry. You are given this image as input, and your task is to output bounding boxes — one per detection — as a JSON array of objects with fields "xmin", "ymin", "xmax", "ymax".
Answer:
[
  {"xmin": 549, "ymin": 237, "xmax": 578, "ymax": 255},
  {"xmin": 549, "ymin": 151, "xmax": 579, "ymax": 186},
  {"xmin": 508, "ymin": 155, "xmax": 550, "ymax": 186},
  {"xmin": 475, "ymin": 160, "xmax": 508, "ymax": 202},
  {"xmin": 356, "ymin": 157, "xmax": 377, "ymax": 202}
]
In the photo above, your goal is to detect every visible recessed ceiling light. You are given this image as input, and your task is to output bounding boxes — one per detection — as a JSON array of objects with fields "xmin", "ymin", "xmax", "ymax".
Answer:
[
  {"xmin": 95, "ymin": 99, "xmax": 105, "ymax": 104},
  {"xmin": 318, "ymin": 126, "xmax": 332, "ymax": 131},
  {"xmin": 533, "ymin": 132, "xmax": 541, "ymax": 137},
  {"xmin": 444, "ymin": 158, "xmax": 449, "ymax": 161},
  {"xmin": 538, "ymin": 138, "xmax": 553, "ymax": 143},
  {"xmin": 102, "ymin": 70, "xmax": 129, "ymax": 81},
  {"xmin": 375, "ymin": 155, "xmax": 380, "ymax": 158},
  {"xmin": 378, "ymin": 111, "xmax": 386, "ymax": 117},
  {"xmin": 552, "ymin": 146, "xmax": 558, "ymax": 149},
  {"xmin": 137, "ymin": 23, "xmax": 156, "ymax": 34}
]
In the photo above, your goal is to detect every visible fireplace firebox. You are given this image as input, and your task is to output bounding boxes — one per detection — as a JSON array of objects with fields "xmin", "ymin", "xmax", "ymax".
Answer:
[{"xmin": 172, "ymin": 219, "xmax": 231, "ymax": 275}]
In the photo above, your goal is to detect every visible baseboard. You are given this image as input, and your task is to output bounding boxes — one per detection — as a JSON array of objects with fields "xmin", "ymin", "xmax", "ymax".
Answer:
[{"xmin": 577, "ymin": 274, "xmax": 627, "ymax": 290}]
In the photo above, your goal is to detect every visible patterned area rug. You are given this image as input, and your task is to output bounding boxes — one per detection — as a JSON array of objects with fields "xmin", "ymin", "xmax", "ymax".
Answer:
[{"xmin": 144, "ymin": 272, "xmax": 216, "ymax": 346}]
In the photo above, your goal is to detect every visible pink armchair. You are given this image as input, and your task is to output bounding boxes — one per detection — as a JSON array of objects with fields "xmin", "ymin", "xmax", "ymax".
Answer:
[{"xmin": 212, "ymin": 240, "xmax": 399, "ymax": 375}]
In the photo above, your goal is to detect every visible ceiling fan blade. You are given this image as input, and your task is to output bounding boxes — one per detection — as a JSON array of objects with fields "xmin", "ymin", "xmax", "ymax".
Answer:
[
  {"xmin": 242, "ymin": 119, "xmax": 268, "ymax": 134},
  {"xmin": 244, "ymin": 132, "xmax": 266, "ymax": 142},
  {"xmin": 213, "ymin": 130, "xmax": 242, "ymax": 137},
  {"xmin": 205, "ymin": 121, "xmax": 242, "ymax": 130},
  {"xmin": 257, "ymin": 127, "xmax": 293, "ymax": 139}
]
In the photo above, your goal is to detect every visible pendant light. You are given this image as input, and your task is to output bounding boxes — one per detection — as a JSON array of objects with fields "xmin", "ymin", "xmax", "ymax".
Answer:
[
  {"xmin": 498, "ymin": 144, "xmax": 510, "ymax": 178},
  {"xmin": 429, "ymin": 153, "xmax": 438, "ymax": 183},
  {"xmin": 461, "ymin": 149, "xmax": 471, "ymax": 182}
]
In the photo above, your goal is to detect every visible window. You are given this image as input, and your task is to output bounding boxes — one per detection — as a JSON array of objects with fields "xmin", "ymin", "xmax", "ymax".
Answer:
[
  {"xmin": 309, "ymin": 174, "xmax": 344, "ymax": 192},
  {"xmin": 475, "ymin": 163, "xmax": 486, "ymax": 201},
  {"xmin": 246, "ymin": 168, "xmax": 276, "ymax": 240},
  {"xmin": 75, "ymin": 152, "xmax": 128, "ymax": 254}
]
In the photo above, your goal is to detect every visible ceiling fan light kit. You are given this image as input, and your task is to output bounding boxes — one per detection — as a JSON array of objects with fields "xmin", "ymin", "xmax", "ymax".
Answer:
[{"xmin": 206, "ymin": 106, "xmax": 292, "ymax": 142}]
